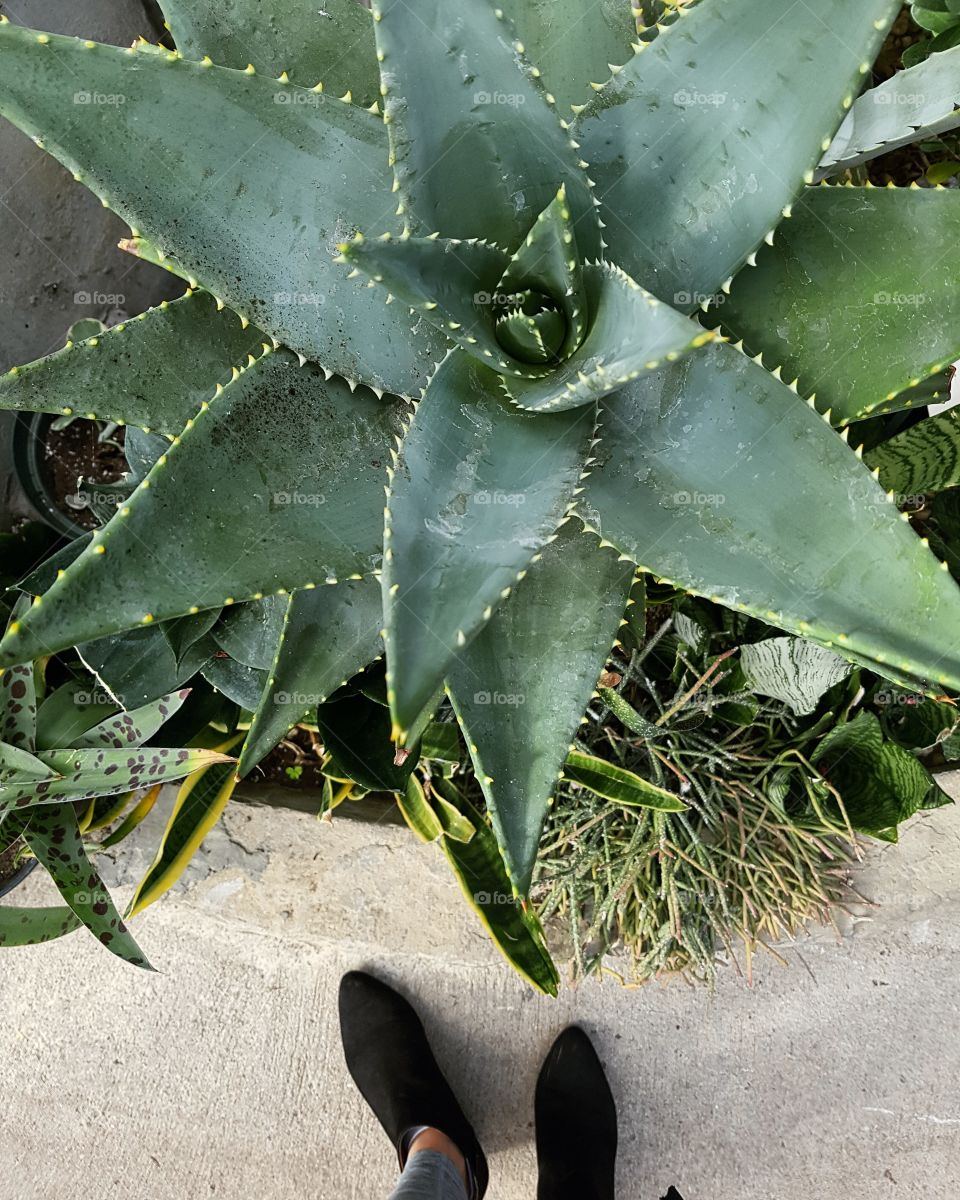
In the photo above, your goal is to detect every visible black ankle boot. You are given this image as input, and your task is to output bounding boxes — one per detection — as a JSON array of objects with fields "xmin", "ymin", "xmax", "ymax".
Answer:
[
  {"xmin": 338, "ymin": 970, "xmax": 488, "ymax": 1199},
  {"xmin": 535, "ymin": 1026, "xmax": 617, "ymax": 1200}
]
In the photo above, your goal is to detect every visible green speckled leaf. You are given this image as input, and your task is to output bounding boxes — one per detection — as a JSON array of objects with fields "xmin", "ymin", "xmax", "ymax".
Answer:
[
  {"xmin": 0, "ymin": 352, "xmax": 402, "ymax": 666},
  {"xmin": 509, "ymin": 0, "xmax": 636, "ymax": 115},
  {"xmin": 0, "ymin": 904, "xmax": 81, "ymax": 948},
  {"xmin": 159, "ymin": 0, "xmax": 380, "ymax": 105},
  {"xmin": 384, "ymin": 350, "xmax": 595, "ymax": 738},
  {"xmin": 71, "ymin": 689, "xmax": 192, "ymax": 749},
  {"xmin": 239, "ymin": 578, "xmax": 383, "ymax": 776},
  {"xmin": 447, "ymin": 523, "xmax": 634, "ymax": 895},
  {"xmin": 0, "ymin": 746, "xmax": 230, "ymax": 817},
  {"xmin": 373, "ymin": 0, "xmax": 600, "ymax": 256},
  {"xmin": 0, "ymin": 292, "xmax": 264, "ymax": 435},
  {"xmin": 19, "ymin": 803, "xmax": 152, "ymax": 968},
  {"xmin": 578, "ymin": 343, "xmax": 960, "ymax": 694},
  {"xmin": 865, "ymin": 408, "xmax": 960, "ymax": 496},
  {"xmin": 575, "ymin": 0, "xmax": 898, "ymax": 308},
  {"xmin": 0, "ymin": 23, "xmax": 443, "ymax": 395},
  {"xmin": 0, "ymin": 741, "xmax": 53, "ymax": 781},
  {"xmin": 719, "ymin": 187, "xmax": 960, "ymax": 426},
  {"xmin": 0, "ymin": 661, "xmax": 36, "ymax": 750}
]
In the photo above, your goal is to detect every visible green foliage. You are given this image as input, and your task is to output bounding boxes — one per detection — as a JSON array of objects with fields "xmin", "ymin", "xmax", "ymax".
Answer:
[{"xmin": 0, "ymin": 0, "xmax": 959, "ymax": 986}]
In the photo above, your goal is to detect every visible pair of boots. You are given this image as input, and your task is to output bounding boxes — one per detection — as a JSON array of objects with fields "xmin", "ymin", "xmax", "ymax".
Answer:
[{"xmin": 339, "ymin": 970, "xmax": 677, "ymax": 1199}]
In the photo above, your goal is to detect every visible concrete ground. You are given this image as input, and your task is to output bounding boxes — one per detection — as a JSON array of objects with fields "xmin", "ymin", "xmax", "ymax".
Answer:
[{"xmin": 2, "ymin": 778, "xmax": 960, "ymax": 1200}]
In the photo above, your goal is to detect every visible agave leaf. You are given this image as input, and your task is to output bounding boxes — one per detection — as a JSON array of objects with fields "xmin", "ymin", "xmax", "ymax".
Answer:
[
  {"xmin": 509, "ymin": 0, "xmax": 636, "ymax": 115},
  {"xmin": 77, "ymin": 626, "xmax": 207, "ymax": 709},
  {"xmin": 317, "ymin": 690, "xmax": 420, "ymax": 792},
  {"xmin": 563, "ymin": 751, "xmax": 687, "ymax": 811},
  {"xmin": 127, "ymin": 747, "xmax": 242, "ymax": 918},
  {"xmin": 0, "ymin": 23, "xmax": 444, "ymax": 395},
  {"xmin": 447, "ymin": 523, "xmax": 633, "ymax": 894},
  {"xmin": 163, "ymin": 609, "xmax": 222, "ymax": 669},
  {"xmin": 339, "ymin": 235, "xmax": 518, "ymax": 373},
  {"xmin": 0, "ymin": 904, "xmax": 81, "ymax": 949},
  {"xmin": 17, "ymin": 803, "xmax": 152, "ymax": 968},
  {"xmin": 0, "ymin": 747, "xmax": 232, "ymax": 818},
  {"xmin": 158, "ymin": 0, "xmax": 380, "ymax": 104},
  {"xmin": 0, "ymin": 661, "xmax": 36, "ymax": 750},
  {"xmin": 578, "ymin": 343, "xmax": 960, "ymax": 694},
  {"xmin": 201, "ymin": 657, "xmax": 268, "ymax": 710},
  {"xmin": 502, "ymin": 264, "xmax": 715, "ymax": 412},
  {"xmin": 719, "ymin": 187, "xmax": 960, "ymax": 426},
  {"xmin": 0, "ymin": 291, "xmax": 264, "ymax": 435},
  {"xmin": 239, "ymin": 579, "xmax": 383, "ymax": 776},
  {"xmin": 371, "ymin": 0, "xmax": 600, "ymax": 255},
  {"xmin": 812, "ymin": 710, "xmax": 950, "ymax": 838},
  {"xmin": 864, "ymin": 409, "xmax": 960, "ymax": 496},
  {"xmin": 212, "ymin": 595, "xmax": 288, "ymax": 670},
  {"xmin": 499, "ymin": 186, "xmax": 587, "ymax": 360},
  {"xmin": 819, "ymin": 43, "xmax": 960, "ymax": 174},
  {"xmin": 435, "ymin": 785, "xmax": 559, "ymax": 996},
  {"xmin": 71, "ymin": 689, "xmax": 192, "ymax": 749},
  {"xmin": 384, "ymin": 350, "xmax": 595, "ymax": 739},
  {"xmin": 740, "ymin": 638, "xmax": 852, "ymax": 717},
  {"xmin": 0, "ymin": 352, "xmax": 402, "ymax": 666},
  {"xmin": 575, "ymin": 0, "xmax": 898, "ymax": 309}
]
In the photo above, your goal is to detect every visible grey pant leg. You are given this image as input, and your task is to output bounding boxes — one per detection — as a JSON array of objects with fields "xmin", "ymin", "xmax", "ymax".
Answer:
[{"xmin": 387, "ymin": 1150, "xmax": 469, "ymax": 1200}]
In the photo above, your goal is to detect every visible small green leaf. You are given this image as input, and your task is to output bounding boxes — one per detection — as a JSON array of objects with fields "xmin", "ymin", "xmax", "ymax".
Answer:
[
  {"xmin": 0, "ymin": 904, "xmax": 81, "ymax": 948},
  {"xmin": 396, "ymin": 775, "xmax": 443, "ymax": 842},
  {"xmin": 212, "ymin": 595, "xmax": 289, "ymax": 670},
  {"xmin": 563, "ymin": 751, "xmax": 687, "ymax": 811},
  {"xmin": 740, "ymin": 638, "xmax": 852, "ymax": 716},
  {"xmin": 71, "ymin": 689, "xmax": 192, "ymax": 749},
  {"xmin": 201, "ymin": 657, "xmax": 268, "ymax": 711},
  {"xmin": 598, "ymin": 688, "xmax": 665, "ymax": 740}
]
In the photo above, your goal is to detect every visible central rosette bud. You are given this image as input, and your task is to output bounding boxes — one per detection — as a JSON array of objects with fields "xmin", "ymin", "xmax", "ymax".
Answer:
[{"xmin": 493, "ymin": 289, "xmax": 567, "ymax": 366}]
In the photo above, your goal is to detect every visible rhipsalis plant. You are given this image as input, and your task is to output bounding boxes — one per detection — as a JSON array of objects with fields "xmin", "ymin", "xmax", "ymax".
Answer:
[
  {"xmin": 1, "ymin": 0, "xmax": 960, "ymax": 979},
  {"xmin": 0, "ymin": 603, "xmax": 230, "ymax": 967}
]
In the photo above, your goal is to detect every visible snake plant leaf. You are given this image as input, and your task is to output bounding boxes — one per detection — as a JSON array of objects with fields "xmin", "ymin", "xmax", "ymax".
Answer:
[
  {"xmin": 812, "ymin": 710, "xmax": 950, "ymax": 839},
  {"xmin": 17, "ymin": 803, "xmax": 152, "ymax": 968},
  {"xmin": 431, "ymin": 792, "xmax": 475, "ymax": 843},
  {"xmin": 127, "ymin": 749, "xmax": 242, "ymax": 919},
  {"xmin": 316, "ymin": 690, "xmax": 419, "ymax": 793},
  {"xmin": 0, "ymin": 904, "xmax": 81, "ymax": 949},
  {"xmin": 577, "ymin": 343, "xmax": 960, "ymax": 695},
  {"xmin": 0, "ymin": 747, "xmax": 232, "ymax": 818},
  {"xmin": 447, "ymin": 523, "xmax": 634, "ymax": 895},
  {"xmin": 818, "ymin": 44, "xmax": 960, "ymax": 175},
  {"xmin": 98, "ymin": 783, "xmax": 163, "ymax": 850},
  {"xmin": 0, "ymin": 24, "xmax": 444, "ymax": 397},
  {"xmin": 71, "ymin": 689, "xmax": 192, "ymax": 750},
  {"xmin": 740, "ymin": 638, "xmax": 853, "ymax": 717},
  {"xmin": 499, "ymin": 186, "xmax": 587, "ymax": 361},
  {"xmin": 0, "ymin": 662, "xmax": 36, "ymax": 750},
  {"xmin": 719, "ymin": 187, "xmax": 960, "ymax": 427},
  {"xmin": 0, "ymin": 352, "xmax": 403, "ymax": 667},
  {"xmin": 0, "ymin": 291, "xmax": 263, "ymax": 436},
  {"xmin": 563, "ymin": 751, "xmax": 687, "ymax": 811},
  {"xmin": 384, "ymin": 350, "xmax": 596, "ymax": 739},
  {"xmin": 574, "ymin": 0, "xmax": 899, "ymax": 309},
  {"xmin": 864, "ymin": 409, "xmax": 960, "ymax": 497},
  {"xmin": 339, "ymin": 235, "xmax": 519, "ymax": 373},
  {"xmin": 396, "ymin": 774, "xmax": 443, "ymax": 843},
  {"xmin": 435, "ymin": 785, "xmax": 559, "ymax": 996},
  {"xmin": 212, "ymin": 595, "xmax": 288, "ymax": 670},
  {"xmin": 239, "ymin": 578, "xmax": 383, "ymax": 776},
  {"xmin": 201, "ymin": 657, "xmax": 268, "ymax": 711},
  {"xmin": 509, "ymin": 0, "xmax": 636, "ymax": 115},
  {"xmin": 502, "ymin": 264, "xmax": 716, "ymax": 413},
  {"xmin": 371, "ymin": 0, "xmax": 600, "ymax": 257},
  {"xmin": 158, "ymin": 0, "xmax": 380, "ymax": 104}
]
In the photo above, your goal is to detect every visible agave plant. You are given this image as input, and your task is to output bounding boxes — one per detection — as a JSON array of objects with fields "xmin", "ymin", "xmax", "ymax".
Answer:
[
  {"xmin": 0, "ymin": 604, "xmax": 230, "ymax": 967},
  {"xmin": 1, "ymin": 0, "xmax": 960, "ymax": 918}
]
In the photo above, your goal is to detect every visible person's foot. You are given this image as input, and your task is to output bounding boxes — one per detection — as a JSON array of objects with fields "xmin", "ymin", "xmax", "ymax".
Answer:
[
  {"xmin": 338, "ymin": 970, "xmax": 488, "ymax": 1199},
  {"xmin": 535, "ymin": 1026, "xmax": 617, "ymax": 1200}
]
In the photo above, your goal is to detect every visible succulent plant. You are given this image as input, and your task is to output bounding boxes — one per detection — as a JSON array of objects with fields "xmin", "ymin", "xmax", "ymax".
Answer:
[
  {"xmin": 1, "ymin": 0, "xmax": 960, "ymax": 913},
  {"xmin": 0, "ymin": 604, "xmax": 230, "ymax": 966}
]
